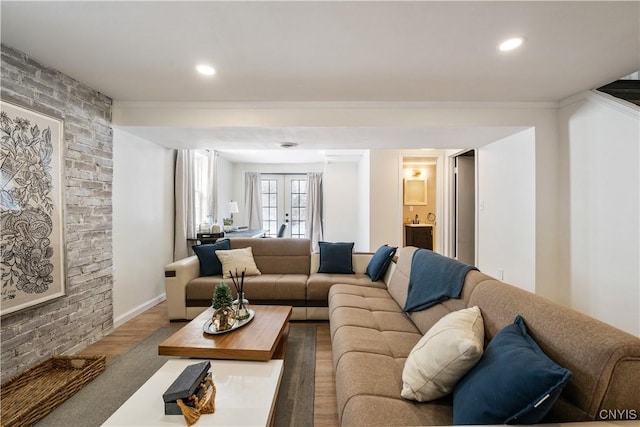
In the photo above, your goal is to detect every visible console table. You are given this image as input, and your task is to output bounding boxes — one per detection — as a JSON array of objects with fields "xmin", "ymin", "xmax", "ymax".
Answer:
[
  {"xmin": 224, "ymin": 228, "xmax": 266, "ymax": 238},
  {"xmin": 196, "ymin": 229, "xmax": 266, "ymax": 245}
]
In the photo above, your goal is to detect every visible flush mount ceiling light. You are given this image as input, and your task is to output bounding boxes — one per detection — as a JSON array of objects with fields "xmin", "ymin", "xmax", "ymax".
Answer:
[
  {"xmin": 196, "ymin": 64, "xmax": 216, "ymax": 76},
  {"xmin": 499, "ymin": 37, "xmax": 524, "ymax": 52},
  {"xmin": 280, "ymin": 142, "xmax": 298, "ymax": 148}
]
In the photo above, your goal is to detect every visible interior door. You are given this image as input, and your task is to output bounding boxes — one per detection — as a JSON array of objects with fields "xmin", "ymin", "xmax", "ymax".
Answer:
[{"xmin": 454, "ymin": 154, "xmax": 476, "ymax": 265}]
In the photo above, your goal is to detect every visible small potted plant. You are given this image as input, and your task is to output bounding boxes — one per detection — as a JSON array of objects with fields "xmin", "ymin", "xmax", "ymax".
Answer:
[
  {"xmin": 212, "ymin": 282, "xmax": 233, "ymax": 309},
  {"xmin": 212, "ymin": 283, "xmax": 235, "ymax": 331}
]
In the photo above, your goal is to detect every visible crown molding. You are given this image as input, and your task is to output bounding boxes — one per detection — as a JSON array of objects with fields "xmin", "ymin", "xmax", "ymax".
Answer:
[
  {"xmin": 558, "ymin": 90, "xmax": 639, "ymax": 119},
  {"xmin": 113, "ymin": 100, "xmax": 558, "ymax": 111}
]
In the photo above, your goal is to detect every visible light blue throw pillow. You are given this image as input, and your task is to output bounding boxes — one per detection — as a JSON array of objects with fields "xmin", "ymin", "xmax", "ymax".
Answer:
[{"xmin": 453, "ymin": 315, "xmax": 572, "ymax": 425}]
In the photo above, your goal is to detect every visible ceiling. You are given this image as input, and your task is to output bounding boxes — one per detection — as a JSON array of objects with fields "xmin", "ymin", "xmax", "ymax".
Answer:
[{"xmin": 2, "ymin": 1, "xmax": 638, "ymax": 163}]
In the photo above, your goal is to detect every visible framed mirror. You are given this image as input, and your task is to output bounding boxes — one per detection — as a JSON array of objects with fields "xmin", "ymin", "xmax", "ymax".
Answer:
[{"xmin": 404, "ymin": 179, "xmax": 427, "ymax": 205}]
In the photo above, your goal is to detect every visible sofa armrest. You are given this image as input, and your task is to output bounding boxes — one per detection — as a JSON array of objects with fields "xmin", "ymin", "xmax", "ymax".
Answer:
[{"xmin": 164, "ymin": 256, "xmax": 200, "ymax": 320}]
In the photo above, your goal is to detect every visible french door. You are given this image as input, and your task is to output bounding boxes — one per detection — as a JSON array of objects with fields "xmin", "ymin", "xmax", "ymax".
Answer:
[{"xmin": 261, "ymin": 174, "xmax": 307, "ymax": 238}]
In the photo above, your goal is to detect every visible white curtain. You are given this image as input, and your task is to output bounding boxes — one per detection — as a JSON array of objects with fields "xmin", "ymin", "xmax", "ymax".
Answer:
[
  {"xmin": 207, "ymin": 150, "xmax": 218, "ymax": 224},
  {"xmin": 306, "ymin": 172, "xmax": 323, "ymax": 252},
  {"xmin": 174, "ymin": 149, "xmax": 196, "ymax": 260},
  {"xmin": 244, "ymin": 172, "xmax": 263, "ymax": 229}
]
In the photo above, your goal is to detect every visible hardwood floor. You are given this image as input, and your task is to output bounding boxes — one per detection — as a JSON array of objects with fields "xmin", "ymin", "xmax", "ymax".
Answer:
[
  {"xmin": 313, "ymin": 320, "xmax": 339, "ymax": 427},
  {"xmin": 77, "ymin": 301, "xmax": 340, "ymax": 426}
]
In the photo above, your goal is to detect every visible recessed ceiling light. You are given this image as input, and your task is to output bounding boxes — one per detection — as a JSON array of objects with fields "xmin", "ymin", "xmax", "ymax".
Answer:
[
  {"xmin": 280, "ymin": 142, "xmax": 298, "ymax": 148},
  {"xmin": 196, "ymin": 64, "xmax": 216, "ymax": 76},
  {"xmin": 499, "ymin": 37, "xmax": 524, "ymax": 52}
]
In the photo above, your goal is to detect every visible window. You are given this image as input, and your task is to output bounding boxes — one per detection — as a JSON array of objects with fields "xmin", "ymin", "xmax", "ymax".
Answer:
[
  {"xmin": 260, "ymin": 174, "xmax": 307, "ymax": 238},
  {"xmin": 194, "ymin": 151, "xmax": 211, "ymax": 229}
]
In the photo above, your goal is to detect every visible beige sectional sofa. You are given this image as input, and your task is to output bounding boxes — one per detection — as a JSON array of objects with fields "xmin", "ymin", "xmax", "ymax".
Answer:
[
  {"xmin": 329, "ymin": 246, "xmax": 640, "ymax": 426},
  {"xmin": 164, "ymin": 238, "xmax": 387, "ymax": 320}
]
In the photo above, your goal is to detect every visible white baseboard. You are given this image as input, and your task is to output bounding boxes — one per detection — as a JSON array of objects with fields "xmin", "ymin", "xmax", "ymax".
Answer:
[{"xmin": 113, "ymin": 294, "xmax": 167, "ymax": 329}]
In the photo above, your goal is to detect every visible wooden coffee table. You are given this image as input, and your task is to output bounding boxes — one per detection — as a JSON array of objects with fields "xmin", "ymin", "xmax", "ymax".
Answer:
[{"xmin": 158, "ymin": 305, "xmax": 292, "ymax": 361}]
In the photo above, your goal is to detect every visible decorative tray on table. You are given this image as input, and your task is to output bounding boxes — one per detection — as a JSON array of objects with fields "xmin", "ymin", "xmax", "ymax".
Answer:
[{"xmin": 203, "ymin": 309, "xmax": 255, "ymax": 335}]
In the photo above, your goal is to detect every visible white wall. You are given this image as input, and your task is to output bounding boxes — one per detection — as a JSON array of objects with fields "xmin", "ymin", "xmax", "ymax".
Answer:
[
  {"xmin": 559, "ymin": 93, "xmax": 640, "ymax": 336},
  {"xmin": 533, "ymin": 110, "xmax": 563, "ymax": 305},
  {"xmin": 323, "ymin": 161, "xmax": 360, "ymax": 245},
  {"xmin": 369, "ymin": 150, "xmax": 403, "ymax": 249},
  {"xmin": 112, "ymin": 128, "xmax": 174, "ymax": 326},
  {"xmin": 477, "ymin": 128, "xmax": 536, "ymax": 292},
  {"xmin": 356, "ymin": 152, "xmax": 371, "ymax": 251}
]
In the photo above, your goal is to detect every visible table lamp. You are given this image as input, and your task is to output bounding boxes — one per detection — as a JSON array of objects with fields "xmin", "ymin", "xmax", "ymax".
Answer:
[{"xmin": 228, "ymin": 201, "xmax": 239, "ymax": 227}]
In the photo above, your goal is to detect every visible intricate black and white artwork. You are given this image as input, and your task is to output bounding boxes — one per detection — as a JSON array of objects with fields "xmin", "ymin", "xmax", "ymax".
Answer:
[{"xmin": 1, "ymin": 101, "xmax": 65, "ymax": 316}]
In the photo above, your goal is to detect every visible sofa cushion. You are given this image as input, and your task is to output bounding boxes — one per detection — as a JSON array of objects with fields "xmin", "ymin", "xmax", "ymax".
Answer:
[
  {"xmin": 401, "ymin": 306, "xmax": 484, "ymax": 402},
  {"xmin": 241, "ymin": 274, "xmax": 308, "ymax": 301},
  {"xmin": 329, "ymin": 284, "xmax": 421, "ymax": 374},
  {"xmin": 328, "ymin": 284, "xmax": 403, "ymax": 323},
  {"xmin": 453, "ymin": 315, "xmax": 572, "ymax": 425},
  {"xmin": 215, "ymin": 247, "xmax": 261, "ymax": 278},
  {"xmin": 335, "ymin": 352, "xmax": 455, "ymax": 426},
  {"xmin": 365, "ymin": 245, "xmax": 397, "ymax": 281},
  {"xmin": 229, "ymin": 238, "xmax": 311, "ymax": 275},
  {"xmin": 342, "ymin": 394, "xmax": 453, "ymax": 427},
  {"xmin": 318, "ymin": 241, "xmax": 354, "ymax": 274},
  {"xmin": 186, "ymin": 274, "xmax": 308, "ymax": 305},
  {"xmin": 307, "ymin": 273, "xmax": 386, "ymax": 301},
  {"xmin": 192, "ymin": 239, "xmax": 231, "ymax": 276}
]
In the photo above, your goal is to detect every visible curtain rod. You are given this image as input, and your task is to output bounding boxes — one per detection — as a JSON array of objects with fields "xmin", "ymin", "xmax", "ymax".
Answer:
[{"xmin": 260, "ymin": 172, "xmax": 316, "ymax": 176}]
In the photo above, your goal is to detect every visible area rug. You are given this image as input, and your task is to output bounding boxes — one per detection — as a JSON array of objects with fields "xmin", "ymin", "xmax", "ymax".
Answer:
[
  {"xmin": 36, "ymin": 323, "xmax": 317, "ymax": 427},
  {"xmin": 274, "ymin": 322, "xmax": 316, "ymax": 427}
]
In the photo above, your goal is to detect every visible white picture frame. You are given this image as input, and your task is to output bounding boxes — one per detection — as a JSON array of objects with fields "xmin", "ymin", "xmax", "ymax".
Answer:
[{"xmin": 1, "ymin": 100, "xmax": 66, "ymax": 316}]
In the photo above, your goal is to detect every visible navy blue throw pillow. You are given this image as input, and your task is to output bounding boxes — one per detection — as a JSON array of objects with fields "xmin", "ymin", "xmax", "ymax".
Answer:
[
  {"xmin": 192, "ymin": 239, "xmax": 231, "ymax": 277},
  {"xmin": 365, "ymin": 245, "xmax": 397, "ymax": 281},
  {"xmin": 318, "ymin": 241, "xmax": 355, "ymax": 274},
  {"xmin": 453, "ymin": 315, "xmax": 572, "ymax": 425}
]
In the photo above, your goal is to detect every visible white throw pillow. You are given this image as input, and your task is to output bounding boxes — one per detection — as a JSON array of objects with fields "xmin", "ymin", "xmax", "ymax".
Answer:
[
  {"xmin": 215, "ymin": 247, "xmax": 261, "ymax": 278},
  {"xmin": 401, "ymin": 306, "xmax": 484, "ymax": 402}
]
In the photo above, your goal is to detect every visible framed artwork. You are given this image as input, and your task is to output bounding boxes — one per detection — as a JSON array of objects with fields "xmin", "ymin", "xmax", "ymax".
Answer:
[
  {"xmin": 1, "ymin": 100, "xmax": 66, "ymax": 316},
  {"xmin": 404, "ymin": 178, "xmax": 427, "ymax": 205}
]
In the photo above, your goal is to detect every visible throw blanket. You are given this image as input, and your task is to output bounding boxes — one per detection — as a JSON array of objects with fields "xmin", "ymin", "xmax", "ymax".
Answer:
[{"xmin": 403, "ymin": 249, "xmax": 478, "ymax": 312}]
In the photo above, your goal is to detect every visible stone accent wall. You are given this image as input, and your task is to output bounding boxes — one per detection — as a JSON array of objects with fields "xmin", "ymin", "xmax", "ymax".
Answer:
[{"xmin": 1, "ymin": 44, "xmax": 113, "ymax": 382}]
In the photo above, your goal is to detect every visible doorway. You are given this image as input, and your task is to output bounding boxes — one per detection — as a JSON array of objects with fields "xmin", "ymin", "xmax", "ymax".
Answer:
[
  {"xmin": 260, "ymin": 174, "xmax": 307, "ymax": 238},
  {"xmin": 401, "ymin": 157, "xmax": 438, "ymax": 250},
  {"xmin": 451, "ymin": 150, "xmax": 476, "ymax": 265}
]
